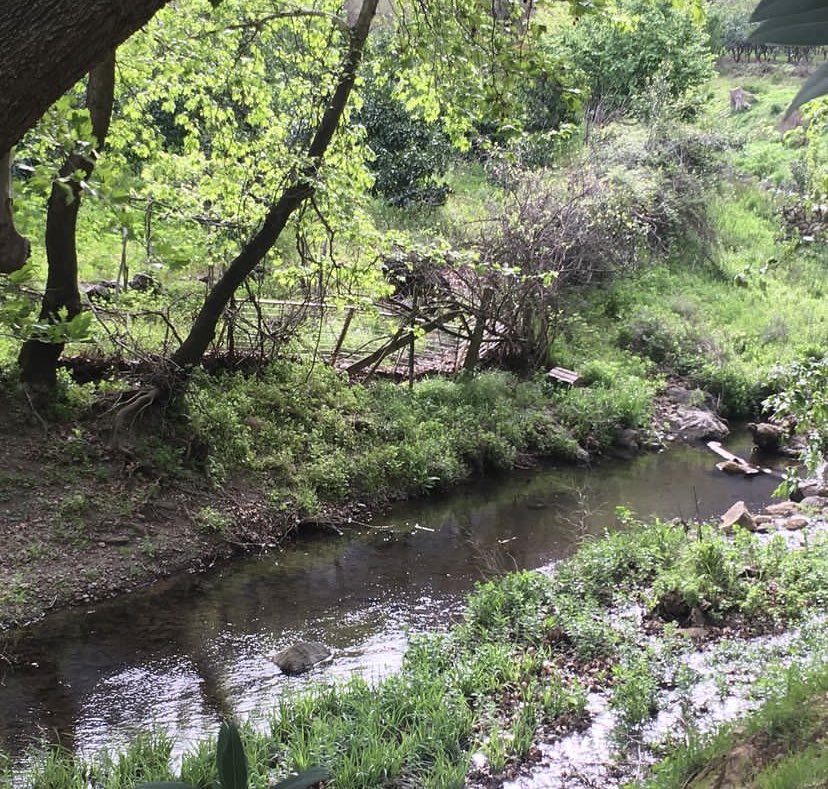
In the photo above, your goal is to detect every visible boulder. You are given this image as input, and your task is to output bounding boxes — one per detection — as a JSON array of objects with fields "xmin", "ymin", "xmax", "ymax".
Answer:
[
  {"xmin": 615, "ymin": 428, "xmax": 639, "ymax": 452},
  {"xmin": 800, "ymin": 496, "xmax": 828, "ymax": 511},
  {"xmin": 669, "ymin": 406, "xmax": 729, "ymax": 442},
  {"xmin": 798, "ymin": 461, "xmax": 828, "ymax": 499},
  {"xmin": 574, "ymin": 445, "xmax": 591, "ymax": 465},
  {"xmin": 274, "ymin": 640, "xmax": 332, "ymax": 675},
  {"xmin": 662, "ymin": 385, "xmax": 710, "ymax": 407},
  {"xmin": 782, "ymin": 516, "xmax": 809, "ymax": 531},
  {"xmin": 655, "ymin": 589, "xmax": 691, "ymax": 623},
  {"xmin": 721, "ymin": 500, "xmax": 755, "ymax": 532},
  {"xmin": 747, "ymin": 422, "xmax": 784, "ymax": 454}
]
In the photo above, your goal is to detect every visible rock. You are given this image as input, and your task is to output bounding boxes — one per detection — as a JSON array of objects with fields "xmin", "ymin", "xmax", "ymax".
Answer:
[
  {"xmin": 615, "ymin": 428, "xmax": 640, "ymax": 453},
  {"xmin": 669, "ymin": 406, "xmax": 729, "ymax": 442},
  {"xmin": 128, "ymin": 272, "xmax": 162, "ymax": 293},
  {"xmin": 782, "ymin": 516, "xmax": 809, "ymax": 531},
  {"xmin": 663, "ymin": 385, "xmax": 710, "ymax": 407},
  {"xmin": 721, "ymin": 500, "xmax": 755, "ymax": 532},
  {"xmin": 798, "ymin": 482, "xmax": 828, "ymax": 499},
  {"xmin": 677, "ymin": 626, "xmax": 709, "ymax": 641},
  {"xmin": 655, "ymin": 589, "xmax": 691, "ymax": 623},
  {"xmin": 274, "ymin": 640, "xmax": 332, "ymax": 675},
  {"xmin": 716, "ymin": 460, "xmax": 752, "ymax": 475},
  {"xmin": 610, "ymin": 428, "xmax": 640, "ymax": 460},
  {"xmin": 747, "ymin": 422, "xmax": 784, "ymax": 454},
  {"xmin": 800, "ymin": 496, "xmax": 828, "ymax": 511},
  {"xmin": 574, "ymin": 445, "xmax": 591, "ymax": 465},
  {"xmin": 765, "ymin": 501, "xmax": 799, "ymax": 516},
  {"xmin": 751, "ymin": 515, "xmax": 773, "ymax": 532}
]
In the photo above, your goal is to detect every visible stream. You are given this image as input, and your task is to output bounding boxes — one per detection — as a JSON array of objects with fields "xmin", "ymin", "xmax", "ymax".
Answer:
[{"xmin": 0, "ymin": 431, "xmax": 783, "ymax": 774}]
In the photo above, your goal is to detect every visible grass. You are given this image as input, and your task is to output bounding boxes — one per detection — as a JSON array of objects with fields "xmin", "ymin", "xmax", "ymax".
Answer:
[
  {"xmin": 184, "ymin": 364, "xmax": 593, "ymax": 513},
  {"xmin": 5, "ymin": 570, "xmax": 588, "ymax": 789},
  {"xmin": 645, "ymin": 663, "xmax": 828, "ymax": 788}
]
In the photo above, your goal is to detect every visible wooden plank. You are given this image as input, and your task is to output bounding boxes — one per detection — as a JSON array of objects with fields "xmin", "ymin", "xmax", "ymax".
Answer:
[
  {"xmin": 547, "ymin": 366, "xmax": 580, "ymax": 385},
  {"xmin": 706, "ymin": 441, "xmax": 781, "ymax": 477}
]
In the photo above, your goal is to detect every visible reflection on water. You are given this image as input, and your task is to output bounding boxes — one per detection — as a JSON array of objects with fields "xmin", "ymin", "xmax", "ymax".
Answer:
[{"xmin": 0, "ymin": 433, "xmax": 782, "ymax": 760}]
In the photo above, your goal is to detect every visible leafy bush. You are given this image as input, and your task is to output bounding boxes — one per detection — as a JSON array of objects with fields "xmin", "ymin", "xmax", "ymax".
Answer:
[
  {"xmin": 563, "ymin": 0, "xmax": 714, "ymax": 116},
  {"xmin": 357, "ymin": 61, "xmax": 453, "ymax": 206}
]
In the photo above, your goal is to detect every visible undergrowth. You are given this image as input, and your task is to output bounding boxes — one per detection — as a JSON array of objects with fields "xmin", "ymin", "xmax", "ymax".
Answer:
[
  {"xmin": 645, "ymin": 663, "xmax": 828, "ymax": 788},
  {"xmin": 184, "ymin": 365, "xmax": 593, "ymax": 513}
]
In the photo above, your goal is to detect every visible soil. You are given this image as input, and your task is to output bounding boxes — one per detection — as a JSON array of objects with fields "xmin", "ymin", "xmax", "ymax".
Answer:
[{"xmin": 0, "ymin": 394, "xmax": 307, "ymax": 634}]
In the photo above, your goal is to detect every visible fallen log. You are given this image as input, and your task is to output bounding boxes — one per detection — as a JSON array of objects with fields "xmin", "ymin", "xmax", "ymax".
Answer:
[{"xmin": 706, "ymin": 441, "xmax": 782, "ymax": 478}]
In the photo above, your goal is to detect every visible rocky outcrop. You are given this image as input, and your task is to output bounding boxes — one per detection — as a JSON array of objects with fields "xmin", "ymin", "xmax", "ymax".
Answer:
[
  {"xmin": 274, "ymin": 640, "xmax": 332, "ymax": 675},
  {"xmin": 721, "ymin": 497, "xmax": 828, "ymax": 537},
  {"xmin": 668, "ymin": 406, "xmax": 729, "ymax": 442},
  {"xmin": 656, "ymin": 384, "xmax": 729, "ymax": 444},
  {"xmin": 747, "ymin": 422, "xmax": 783, "ymax": 454}
]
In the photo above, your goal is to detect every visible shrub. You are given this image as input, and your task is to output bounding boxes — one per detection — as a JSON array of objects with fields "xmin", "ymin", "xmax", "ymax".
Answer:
[
  {"xmin": 356, "ymin": 57, "xmax": 453, "ymax": 206},
  {"xmin": 563, "ymin": 0, "xmax": 715, "ymax": 116}
]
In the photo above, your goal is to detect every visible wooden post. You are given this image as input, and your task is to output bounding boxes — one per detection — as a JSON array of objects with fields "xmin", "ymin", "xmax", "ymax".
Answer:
[
  {"xmin": 330, "ymin": 306, "xmax": 355, "ymax": 365},
  {"xmin": 408, "ymin": 296, "xmax": 417, "ymax": 389}
]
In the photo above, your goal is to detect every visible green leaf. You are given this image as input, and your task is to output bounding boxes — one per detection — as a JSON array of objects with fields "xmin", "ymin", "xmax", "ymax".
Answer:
[
  {"xmin": 788, "ymin": 60, "xmax": 828, "ymax": 112},
  {"xmin": 749, "ymin": 8, "xmax": 828, "ymax": 45},
  {"xmin": 216, "ymin": 721, "xmax": 248, "ymax": 789},
  {"xmin": 273, "ymin": 768, "xmax": 332, "ymax": 789},
  {"xmin": 750, "ymin": 0, "xmax": 828, "ymax": 23}
]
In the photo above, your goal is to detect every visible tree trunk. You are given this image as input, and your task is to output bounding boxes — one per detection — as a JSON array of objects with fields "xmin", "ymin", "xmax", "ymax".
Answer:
[
  {"xmin": 0, "ymin": 0, "xmax": 169, "ymax": 154},
  {"xmin": 171, "ymin": 0, "xmax": 380, "ymax": 370},
  {"xmin": 19, "ymin": 51, "xmax": 116, "ymax": 390},
  {"xmin": 0, "ymin": 150, "xmax": 30, "ymax": 274},
  {"xmin": 463, "ymin": 287, "xmax": 494, "ymax": 371}
]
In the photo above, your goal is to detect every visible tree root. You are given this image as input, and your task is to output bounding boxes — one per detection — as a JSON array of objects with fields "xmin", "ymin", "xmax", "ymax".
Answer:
[{"xmin": 110, "ymin": 385, "xmax": 164, "ymax": 448}]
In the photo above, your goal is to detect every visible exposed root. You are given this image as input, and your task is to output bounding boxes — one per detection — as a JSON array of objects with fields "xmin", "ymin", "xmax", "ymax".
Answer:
[{"xmin": 110, "ymin": 386, "xmax": 164, "ymax": 448}]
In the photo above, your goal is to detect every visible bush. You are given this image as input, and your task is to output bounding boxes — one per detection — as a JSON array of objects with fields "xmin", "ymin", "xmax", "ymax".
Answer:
[
  {"xmin": 357, "ymin": 59, "xmax": 453, "ymax": 206},
  {"xmin": 563, "ymin": 0, "xmax": 714, "ymax": 116}
]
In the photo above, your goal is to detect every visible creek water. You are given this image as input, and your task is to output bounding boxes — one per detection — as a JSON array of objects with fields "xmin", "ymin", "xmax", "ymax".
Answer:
[{"xmin": 0, "ymin": 431, "xmax": 783, "ymax": 768}]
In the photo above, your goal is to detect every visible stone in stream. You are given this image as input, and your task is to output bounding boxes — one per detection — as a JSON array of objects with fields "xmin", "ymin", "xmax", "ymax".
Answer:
[
  {"xmin": 720, "ymin": 500, "xmax": 755, "ymax": 532},
  {"xmin": 800, "ymin": 495, "xmax": 828, "ymax": 511},
  {"xmin": 274, "ymin": 640, "xmax": 332, "ymax": 675},
  {"xmin": 781, "ymin": 516, "xmax": 809, "ymax": 531},
  {"xmin": 716, "ymin": 460, "xmax": 759, "ymax": 476},
  {"xmin": 765, "ymin": 501, "xmax": 799, "ymax": 516},
  {"xmin": 747, "ymin": 422, "xmax": 784, "ymax": 453}
]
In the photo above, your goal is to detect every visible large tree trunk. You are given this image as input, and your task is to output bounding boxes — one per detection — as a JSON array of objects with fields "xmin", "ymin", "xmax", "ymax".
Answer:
[
  {"xmin": 171, "ymin": 0, "xmax": 380, "ymax": 370},
  {"xmin": 19, "ymin": 52, "xmax": 117, "ymax": 391},
  {"xmin": 0, "ymin": 151, "xmax": 30, "ymax": 274},
  {"xmin": 0, "ymin": 0, "xmax": 168, "ymax": 155}
]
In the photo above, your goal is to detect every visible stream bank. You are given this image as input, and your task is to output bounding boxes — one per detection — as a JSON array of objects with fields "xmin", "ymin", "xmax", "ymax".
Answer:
[{"xmin": 0, "ymin": 363, "xmax": 710, "ymax": 634}]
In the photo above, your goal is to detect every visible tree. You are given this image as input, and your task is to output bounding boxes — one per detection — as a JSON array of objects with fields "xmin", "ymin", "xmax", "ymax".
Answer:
[
  {"xmin": 0, "ymin": 0, "xmax": 170, "ymax": 155},
  {"xmin": 171, "ymin": 0, "xmax": 380, "ymax": 370},
  {"xmin": 0, "ymin": 152, "xmax": 30, "ymax": 274},
  {"xmin": 18, "ymin": 52, "xmax": 117, "ymax": 390}
]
